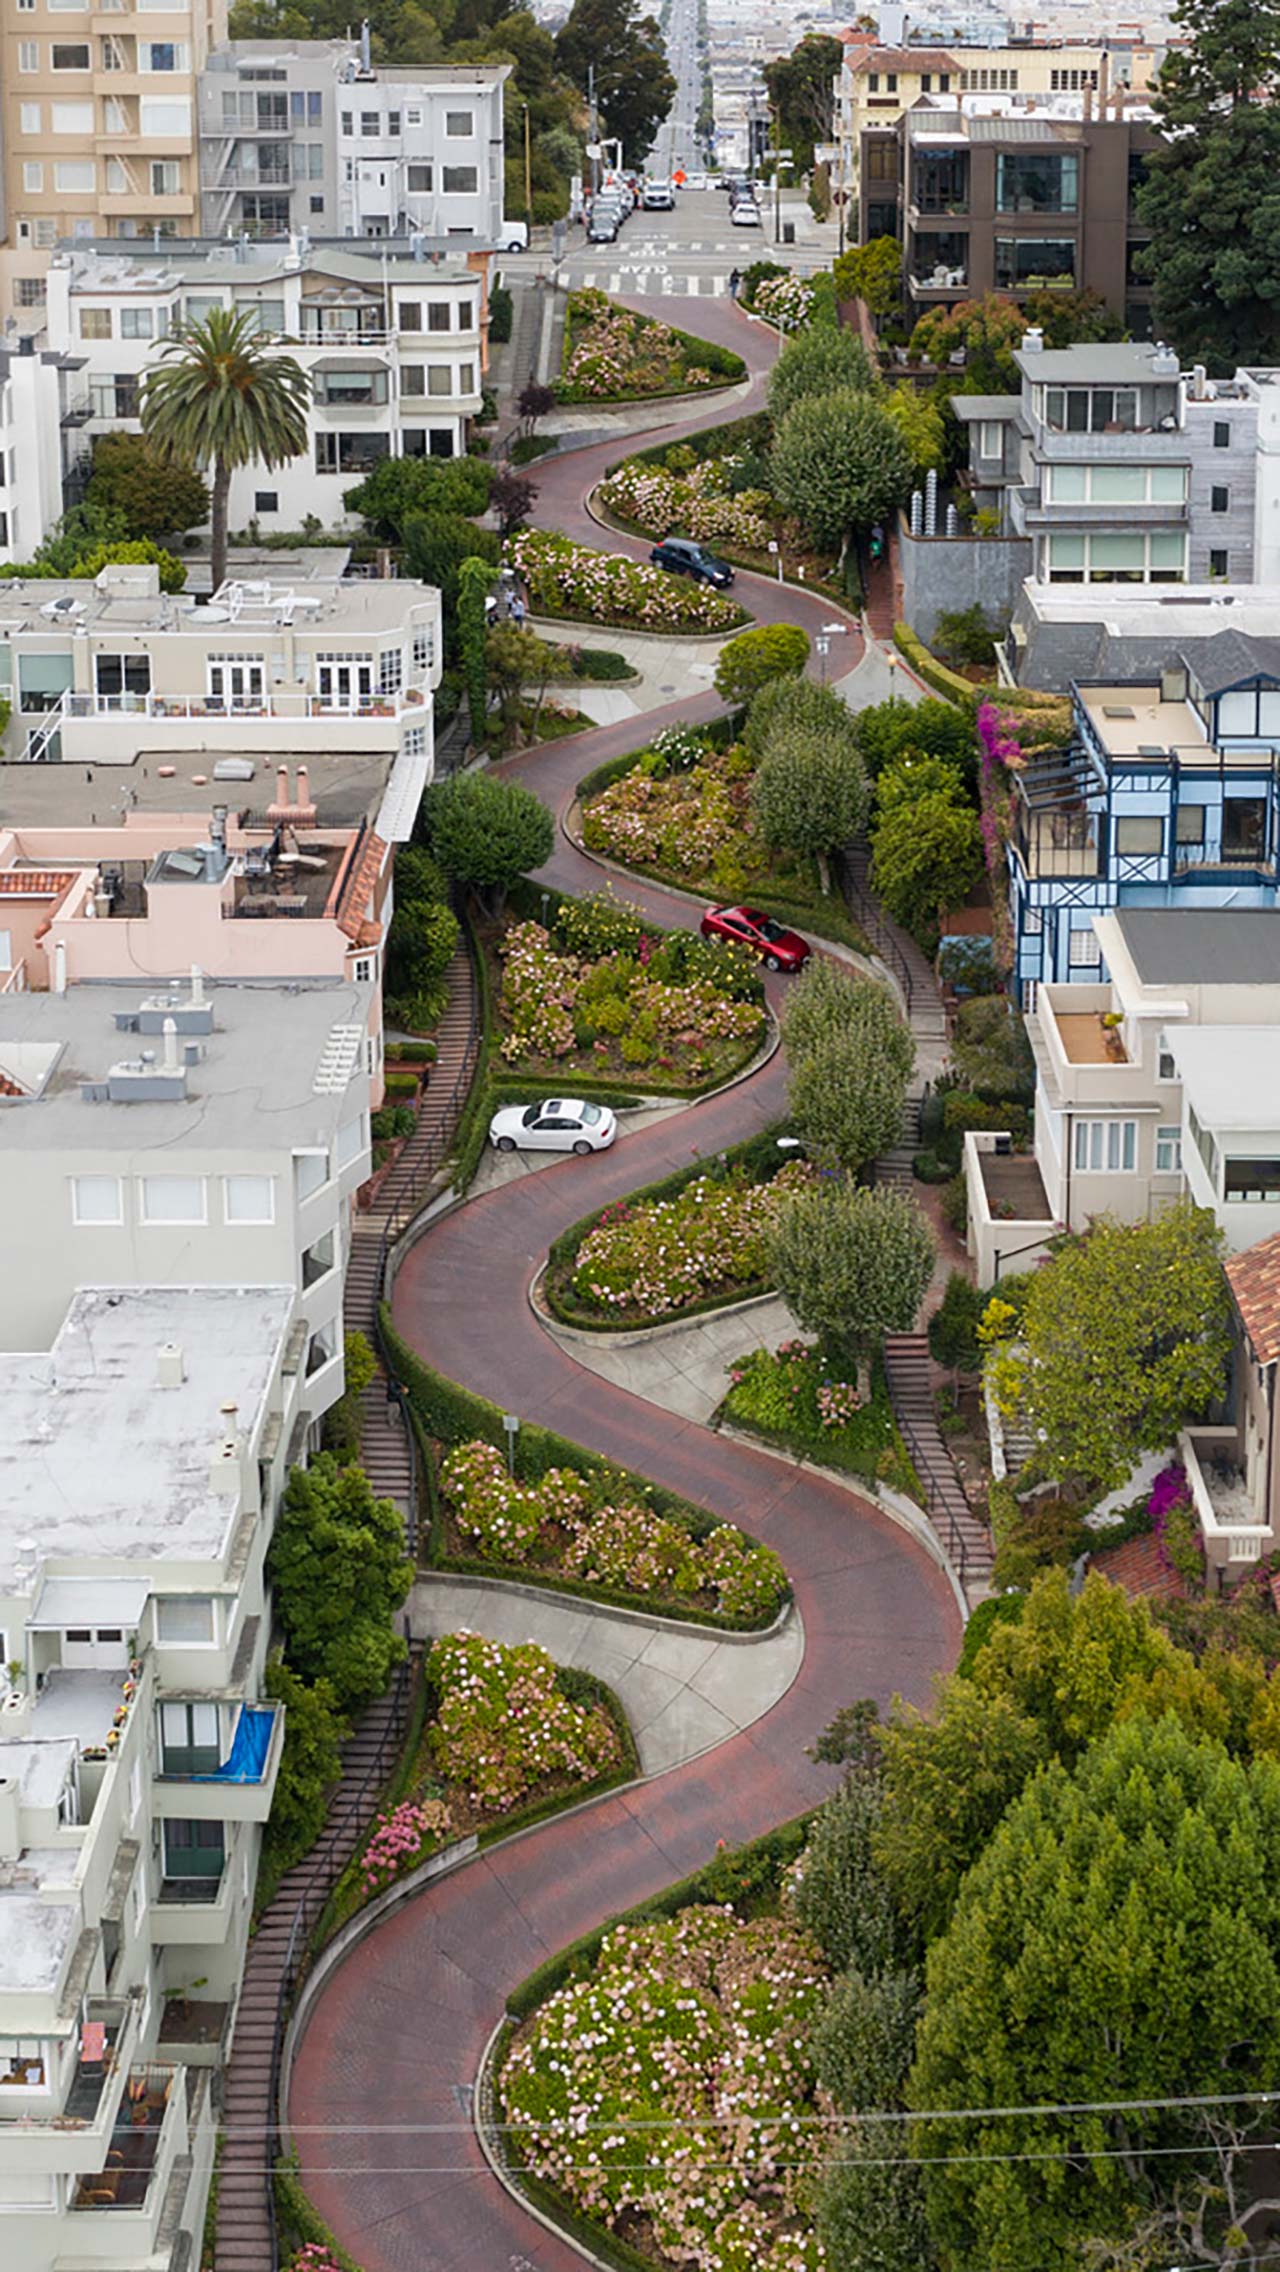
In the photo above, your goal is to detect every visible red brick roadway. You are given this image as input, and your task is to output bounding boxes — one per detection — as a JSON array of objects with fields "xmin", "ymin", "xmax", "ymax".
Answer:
[{"xmin": 286, "ymin": 303, "xmax": 960, "ymax": 2272}]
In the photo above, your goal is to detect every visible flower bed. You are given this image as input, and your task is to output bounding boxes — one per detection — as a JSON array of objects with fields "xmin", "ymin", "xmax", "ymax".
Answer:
[
  {"xmin": 499, "ymin": 1900, "xmax": 829, "ymax": 2272},
  {"xmin": 559, "ymin": 288, "xmax": 745, "ymax": 401},
  {"xmin": 428, "ymin": 1631, "xmax": 620, "ymax": 1813},
  {"xmin": 508, "ymin": 529, "xmax": 747, "ymax": 634},
  {"xmin": 723, "ymin": 1341, "xmax": 918, "ymax": 1494},
  {"xmin": 565, "ymin": 1160, "xmax": 809, "ymax": 1321},
  {"xmin": 439, "ymin": 1440, "xmax": 787, "ymax": 1625},
  {"xmin": 494, "ymin": 914, "xmax": 765, "ymax": 1086},
  {"xmin": 751, "ymin": 273, "xmax": 816, "ymax": 329},
  {"xmin": 600, "ymin": 453, "xmax": 775, "ymax": 550}
]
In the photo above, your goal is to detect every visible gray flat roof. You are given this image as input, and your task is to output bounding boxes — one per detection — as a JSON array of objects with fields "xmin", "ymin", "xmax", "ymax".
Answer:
[
  {"xmin": 1169, "ymin": 1026, "xmax": 1280, "ymax": 1129},
  {"xmin": 952, "ymin": 393, "xmax": 1019, "ymax": 419},
  {"xmin": 1115, "ymin": 909, "xmax": 1280, "ymax": 987},
  {"xmin": 0, "ymin": 1875, "xmax": 76, "ymax": 1995},
  {"xmin": 0, "ymin": 1284, "xmax": 294, "ymax": 1589},
  {"xmin": 0, "ymin": 975, "xmax": 370, "ymax": 1151},
  {"xmin": 1016, "ymin": 342, "xmax": 1177, "ymax": 384},
  {"xmin": 0, "ymin": 1738, "xmax": 77, "ymax": 1811},
  {"xmin": 0, "ymin": 745, "xmax": 396, "ymax": 832}
]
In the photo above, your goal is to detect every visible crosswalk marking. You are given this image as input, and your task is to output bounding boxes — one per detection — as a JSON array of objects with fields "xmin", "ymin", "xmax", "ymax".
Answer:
[{"xmin": 577, "ymin": 268, "xmax": 727, "ymax": 297}]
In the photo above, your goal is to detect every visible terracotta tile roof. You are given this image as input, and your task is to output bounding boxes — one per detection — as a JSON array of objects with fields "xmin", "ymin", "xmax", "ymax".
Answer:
[
  {"xmin": 1226, "ymin": 1229, "xmax": 1280, "ymax": 1367},
  {"xmin": 1089, "ymin": 1530, "xmax": 1186, "ymax": 1601},
  {"xmin": 0, "ymin": 871, "xmax": 76, "ymax": 898},
  {"xmin": 335, "ymin": 830, "xmax": 387, "ymax": 944},
  {"xmin": 0, "ymin": 1072, "xmax": 24, "ymax": 1098},
  {"xmin": 845, "ymin": 42, "xmax": 961, "ymax": 70}
]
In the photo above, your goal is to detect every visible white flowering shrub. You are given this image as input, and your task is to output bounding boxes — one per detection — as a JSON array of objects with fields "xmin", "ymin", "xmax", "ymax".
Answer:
[
  {"xmin": 601, "ymin": 454, "xmax": 774, "ymax": 549},
  {"xmin": 582, "ymin": 741, "xmax": 770, "ymax": 888},
  {"xmin": 438, "ymin": 1440, "xmax": 787, "ymax": 1623},
  {"xmin": 495, "ymin": 919, "xmax": 763, "ymax": 1080},
  {"xmin": 572, "ymin": 1164, "xmax": 810, "ymax": 1318},
  {"xmin": 508, "ymin": 530, "xmax": 745, "ymax": 632},
  {"xmin": 500, "ymin": 1902, "xmax": 830, "ymax": 2272},
  {"xmin": 427, "ymin": 1630, "xmax": 620, "ymax": 1814},
  {"xmin": 561, "ymin": 289, "xmax": 742, "ymax": 399}
]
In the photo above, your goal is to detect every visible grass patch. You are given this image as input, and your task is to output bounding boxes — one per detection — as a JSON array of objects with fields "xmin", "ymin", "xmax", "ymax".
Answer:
[{"xmin": 722, "ymin": 1343, "xmax": 922, "ymax": 1498}]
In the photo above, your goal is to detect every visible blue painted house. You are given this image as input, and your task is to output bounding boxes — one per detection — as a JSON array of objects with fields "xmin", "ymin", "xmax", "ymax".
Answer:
[{"xmin": 1009, "ymin": 629, "xmax": 1280, "ymax": 997}]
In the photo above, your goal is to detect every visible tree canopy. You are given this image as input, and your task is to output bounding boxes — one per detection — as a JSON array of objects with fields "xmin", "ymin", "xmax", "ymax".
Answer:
[
  {"xmin": 870, "ymin": 758, "xmax": 983, "ymax": 938},
  {"xmin": 555, "ymin": 0, "xmax": 674, "ymax": 161},
  {"xmin": 761, "ymin": 33, "xmax": 843, "ymax": 174},
  {"xmin": 767, "ymin": 325, "xmax": 875, "ymax": 426},
  {"xmin": 991, "ymin": 1200, "xmax": 1233, "ymax": 1493},
  {"xmin": 767, "ymin": 1182, "xmax": 935, "ymax": 1365},
  {"xmin": 141, "ymin": 309, "xmax": 309, "ymax": 589},
  {"xmin": 770, "ymin": 387, "xmax": 914, "ymax": 551},
  {"xmin": 268, "ymin": 1454, "xmax": 413, "ymax": 1714},
  {"xmin": 713, "ymin": 623, "xmax": 810, "ymax": 705},
  {"xmin": 87, "ymin": 432, "xmax": 209, "ymax": 543},
  {"xmin": 421, "ymin": 768, "xmax": 554, "ymax": 909},
  {"xmin": 1139, "ymin": 0, "xmax": 1280, "ymax": 366},
  {"xmin": 750, "ymin": 724, "xmax": 871, "ymax": 860}
]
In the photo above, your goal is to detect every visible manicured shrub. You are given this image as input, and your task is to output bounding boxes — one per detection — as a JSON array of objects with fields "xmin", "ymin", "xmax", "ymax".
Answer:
[
  {"xmin": 428, "ymin": 1630, "xmax": 620, "ymax": 1812},
  {"xmin": 508, "ymin": 528, "xmax": 746, "ymax": 632},
  {"xmin": 713, "ymin": 623, "xmax": 810, "ymax": 705}
]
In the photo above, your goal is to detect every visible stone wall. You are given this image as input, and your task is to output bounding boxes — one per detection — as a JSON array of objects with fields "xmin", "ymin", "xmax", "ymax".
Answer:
[{"xmin": 898, "ymin": 515, "xmax": 1032, "ymax": 648}]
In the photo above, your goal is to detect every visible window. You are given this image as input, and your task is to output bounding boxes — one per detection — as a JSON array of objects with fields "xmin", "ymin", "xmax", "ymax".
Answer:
[
  {"xmin": 1214, "ymin": 420, "xmax": 1231, "ymax": 448},
  {"xmin": 156, "ymin": 1596, "xmax": 215, "ymax": 1644},
  {"xmin": 71, "ymin": 1175, "xmax": 123, "ymax": 1225},
  {"xmin": 1073, "ymin": 1119, "xmax": 1137, "ymax": 1173},
  {"xmin": 19, "ymin": 103, "xmax": 40, "ymax": 133},
  {"xmin": 294, "ymin": 1149, "xmax": 329, "ymax": 1200},
  {"xmin": 398, "ymin": 300, "xmax": 422, "ymax": 332},
  {"xmin": 311, "ymin": 195, "xmax": 324, "ymax": 213},
  {"xmin": 1067, "ymin": 926, "xmax": 1101, "ymax": 968},
  {"xmin": 51, "ymin": 42, "xmax": 90, "ymax": 67},
  {"xmin": 309, "ymin": 90, "xmax": 322, "ymax": 121},
  {"xmin": 18, "ymin": 42, "xmax": 39, "ymax": 70},
  {"xmin": 995, "ymin": 237, "xmax": 1075, "ymax": 291},
  {"xmin": 995, "ymin": 151, "xmax": 1078, "ymax": 213},
  {"xmin": 150, "ymin": 161, "xmax": 180, "ymax": 196},
  {"xmin": 407, "ymin": 162, "xmax": 432, "ymax": 192},
  {"xmin": 1115, "ymin": 815, "xmax": 1162, "ymax": 854},
  {"xmin": 1156, "ymin": 1125, "xmax": 1182, "ymax": 1174},
  {"xmin": 1158, "ymin": 1038, "xmax": 1178, "ymax": 1081},
  {"xmin": 1175, "ymin": 804, "xmax": 1205, "ymax": 847},
  {"xmin": 387, "ymin": 110, "xmax": 401, "ymax": 135},
  {"xmin": 139, "ymin": 97, "xmax": 190, "ymax": 135},
  {"xmin": 379, "ymin": 648, "xmax": 403, "ymax": 696},
  {"xmin": 412, "ymin": 623, "xmax": 433, "ymax": 673},
  {"xmin": 1023, "ymin": 906, "xmax": 1043, "ymax": 935},
  {"xmin": 442, "ymin": 166, "xmax": 478, "ymax": 195},
  {"xmin": 314, "ymin": 431, "xmax": 390, "ymax": 474},
  {"xmin": 15, "ymin": 278, "xmax": 44, "ymax": 308},
  {"xmin": 426, "ymin": 365, "xmax": 452, "ymax": 396},
  {"xmin": 459, "ymin": 361, "xmax": 475, "ymax": 395},
  {"xmin": 120, "ymin": 306, "xmax": 153, "ymax": 338},
  {"xmin": 207, "ymin": 653, "xmax": 265, "ymax": 705},
  {"xmin": 1210, "ymin": 548, "xmax": 1229, "ymax": 578},
  {"xmin": 95, "ymin": 652, "xmax": 149, "ymax": 697},
  {"xmin": 223, "ymin": 1173, "xmax": 274, "ymax": 1224},
  {"xmin": 159, "ymin": 1701, "xmax": 220, "ymax": 1776},
  {"xmin": 254, "ymin": 490, "xmax": 278, "ymax": 513},
  {"xmin": 163, "ymin": 1819, "xmax": 224, "ymax": 1881},
  {"xmin": 445, "ymin": 109, "xmax": 473, "ymax": 135},
  {"xmin": 138, "ymin": 1174, "xmax": 206, "ymax": 1224},
  {"xmin": 361, "ymin": 110, "xmax": 379, "ymax": 136},
  {"xmin": 335, "ymin": 1114, "xmax": 367, "ymax": 1168},
  {"xmin": 54, "ymin": 160, "xmax": 95, "ymax": 193},
  {"xmin": 1043, "ymin": 386, "xmax": 1140, "ymax": 435},
  {"xmin": 1226, "ymin": 1154, "xmax": 1280, "ymax": 1202},
  {"xmin": 401, "ymin": 364, "xmax": 425, "ymax": 396},
  {"xmin": 1212, "ymin": 484, "xmax": 1230, "ymax": 513},
  {"xmin": 22, "ymin": 164, "xmax": 44, "ymax": 194},
  {"xmin": 427, "ymin": 301, "xmax": 451, "ymax": 332},
  {"xmin": 979, "ymin": 420, "xmax": 1002, "ymax": 459},
  {"xmin": 51, "ymin": 100, "xmax": 92, "ymax": 133},
  {"xmin": 885, "ymin": 72, "xmax": 898, "ymax": 91}
]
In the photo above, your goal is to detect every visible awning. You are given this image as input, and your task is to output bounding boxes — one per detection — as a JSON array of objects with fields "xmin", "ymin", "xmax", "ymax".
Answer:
[
  {"xmin": 29, "ymin": 1577, "xmax": 150, "ymax": 1631},
  {"xmin": 310, "ymin": 356, "xmax": 388, "ymax": 376}
]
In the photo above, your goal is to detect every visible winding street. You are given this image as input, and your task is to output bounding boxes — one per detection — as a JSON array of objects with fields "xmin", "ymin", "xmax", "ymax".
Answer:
[{"xmin": 285, "ymin": 297, "xmax": 960, "ymax": 2272}]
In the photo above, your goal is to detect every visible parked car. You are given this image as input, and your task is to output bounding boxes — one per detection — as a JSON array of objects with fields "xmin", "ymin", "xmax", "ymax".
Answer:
[
  {"xmin": 489, "ymin": 1099, "xmax": 618, "ymax": 1155},
  {"xmin": 642, "ymin": 177, "xmax": 676, "ymax": 209},
  {"xmin": 587, "ymin": 211, "xmax": 619, "ymax": 243},
  {"xmin": 722, "ymin": 174, "xmax": 752, "ymax": 197},
  {"xmin": 700, "ymin": 905, "xmax": 812, "ymax": 972},
  {"xmin": 731, "ymin": 200, "xmax": 762, "ymax": 228},
  {"xmin": 649, "ymin": 536, "xmax": 735, "ymax": 587},
  {"xmin": 680, "ymin": 171, "xmax": 709, "ymax": 192}
]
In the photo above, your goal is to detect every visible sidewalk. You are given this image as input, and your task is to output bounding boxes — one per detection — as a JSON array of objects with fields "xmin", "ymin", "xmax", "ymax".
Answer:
[
  {"xmin": 536, "ymin": 1295, "xmax": 798, "ymax": 1426},
  {"xmin": 410, "ymin": 1573, "xmax": 803, "ymax": 1776},
  {"xmin": 527, "ymin": 614, "xmax": 729, "ymax": 723}
]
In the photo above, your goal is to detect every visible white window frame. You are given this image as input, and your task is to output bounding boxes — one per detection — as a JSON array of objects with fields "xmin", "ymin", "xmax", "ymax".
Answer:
[
  {"xmin": 70, "ymin": 1174, "xmax": 124, "ymax": 1225},
  {"xmin": 1073, "ymin": 1119, "xmax": 1138, "ymax": 1174},
  {"xmin": 1157, "ymin": 1035, "xmax": 1178, "ymax": 1083},
  {"xmin": 17, "ymin": 41, "xmax": 40, "ymax": 71},
  {"xmin": 222, "ymin": 1173, "xmax": 275, "ymax": 1225},
  {"xmin": 155, "ymin": 1595, "xmax": 218, "ymax": 1646},
  {"xmin": 1067, "ymin": 926, "xmax": 1102, "ymax": 969},
  {"xmin": 137, "ymin": 1173, "xmax": 207, "ymax": 1225},
  {"xmin": 22, "ymin": 163, "xmax": 44, "ymax": 194},
  {"xmin": 1155, "ymin": 1124, "xmax": 1183, "ymax": 1175}
]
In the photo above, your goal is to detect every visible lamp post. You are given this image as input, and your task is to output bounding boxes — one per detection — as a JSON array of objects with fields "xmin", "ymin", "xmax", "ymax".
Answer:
[{"xmin": 521, "ymin": 100, "xmax": 532, "ymax": 223}]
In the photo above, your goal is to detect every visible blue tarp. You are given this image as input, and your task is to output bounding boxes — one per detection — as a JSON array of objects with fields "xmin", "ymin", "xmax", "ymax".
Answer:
[{"xmin": 194, "ymin": 1706, "xmax": 275, "ymax": 1784}]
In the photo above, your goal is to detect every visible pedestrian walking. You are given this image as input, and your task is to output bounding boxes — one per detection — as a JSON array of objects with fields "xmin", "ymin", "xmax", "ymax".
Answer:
[{"xmin": 728, "ymin": 267, "xmax": 742, "ymax": 301}]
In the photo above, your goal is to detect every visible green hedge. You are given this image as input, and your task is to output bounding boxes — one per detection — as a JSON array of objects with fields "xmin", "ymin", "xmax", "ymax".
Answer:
[
  {"xmin": 608, "ymin": 410, "xmax": 771, "ymax": 477},
  {"xmin": 544, "ymin": 1121, "xmax": 790, "ymax": 1332},
  {"xmin": 275, "ymin": 2155, "xmax": 366, "ymax": 2272},
  {"xmin": 893, "ymin": 622, "xmax": 977, "ymax": 706},
  {"xmin": 380, "ymin": 1314, "xmax": 790, "ymax": 1631},
  {"xmin": 559, "ymin": 308, "xmax": 746, "ymax": 403}
]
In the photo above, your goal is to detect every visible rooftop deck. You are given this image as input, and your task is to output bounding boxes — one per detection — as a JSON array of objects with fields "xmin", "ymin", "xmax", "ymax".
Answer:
[
  {"xmin": 1053, "ymin": 1010, "xmax": 1128, "ymax": 1065},
  {"xmin": 978, "ymin": 1149, "xmax": 1053, "ymax": 1221}
]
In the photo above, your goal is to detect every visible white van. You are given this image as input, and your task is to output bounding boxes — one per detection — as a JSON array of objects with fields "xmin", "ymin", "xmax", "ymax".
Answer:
[{"xmin": 499, "ymin": 218, "xmax": 529, "ymax": 252}]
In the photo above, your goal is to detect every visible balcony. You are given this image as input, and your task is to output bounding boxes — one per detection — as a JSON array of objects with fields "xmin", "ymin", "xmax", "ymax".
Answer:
[
  {"xmin": 1028, "ymin": 982, "xmax": 1153, "ymax": 1111},
  {"xmin": 55, "ymin": 685, "xmax": 428, "ymax": 764},
  {"xmin": 71, "ymin": 2063, "xmax": 186, "ymax": 2215},
  {"xmin": 155, "ymin": 1701, "xmax": 283, "ymax": 1823},
  {"xmin": 963, "ymin": 1129, "xmax": 1057, "ymax": 1286},
  {"xmin": 0, "ymin": 1997, "xmax": 140, "ymax": 2177},
  {"xmin": 1180, "ymin": 1424, "xmax": 1271, "ymax": 1573},
  {"xmin": 152, "ymin": 1864, "xmax": 233, "ymax": 1947}
]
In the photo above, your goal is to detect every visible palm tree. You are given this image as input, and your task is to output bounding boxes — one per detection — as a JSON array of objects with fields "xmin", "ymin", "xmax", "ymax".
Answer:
[{"xmin": 141, "ymin": 308, "xmax": 310, "ymax": 593}]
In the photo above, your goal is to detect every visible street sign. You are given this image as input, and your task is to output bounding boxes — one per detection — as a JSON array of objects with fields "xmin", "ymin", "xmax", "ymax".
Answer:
[{"xmin": 673, "ymin": 167, "xmax": 686, "ymax": 185}]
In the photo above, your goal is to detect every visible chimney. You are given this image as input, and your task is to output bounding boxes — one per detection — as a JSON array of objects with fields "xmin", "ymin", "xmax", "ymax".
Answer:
[
  {"xmin": 190, "ymin": 963, "xmax": 205, "ymax": 1008},
  {"xmin": 1082, "ymin": 82, "xmax": 1092, "ymax": 120},
  {"xmin": 53, "ymin": 938, "xmax": 67, "ymax": 994},
  {"xmin": 162, "ymin": 1016, "xmax": 179, "ymax": 1073},
  {"xmin": 1193, "ymin": 363, "xmax": 1208, "ymax": 400},
  {"xmin": 209, "ymin": 1437, "xmax": 240, "ymax": 1495},
  {"xmin": 156, "ymin": 1341, "xmax": 185, "ymax": 1389},
  {"xmin": 296, "ymin": 764, "xmax": 309, "ymax": 812},
  {"xmin": 1021, "ymin": 324, "xmax": 1044, "ymax": 354},
  {"xmin": 276, "ymin": 764, "xmax": 289, "ymax": 808},
  {"xmin": 210, "ymin": 804, "xmax": 228, "ymax": 853}
]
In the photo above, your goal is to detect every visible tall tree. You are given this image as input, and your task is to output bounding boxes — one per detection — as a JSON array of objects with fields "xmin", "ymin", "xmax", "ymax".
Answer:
[
  {"xmin": 767, "ymin": 326, "xmax": 875, "ymax": 424},
  {"xmin": 909, "ymin": 1714, "xmax": 1280, "ymax": 2272},
  {"xmin": 770, "ymin": 388, "xmax": 914, "ymax": 552},
  {"xmin": 991, "ymin": 1199, "xmax": 1232, "ymax": 1494},
  {"xmin": 141, "ymin": 309, "xmax": 309, "ymax": 591},
  {"xmin": 767, "ymin": 1182, "xmax": 935, "ymax": 1367},
  {"xmin": 87, "ymin": 432, "xmax": 209, "ymax": 543},
  {"xmin": 761, "ymin": 33, "xmax": 844, "ymax": 173},
  {"xmin": 555, "ymin": 0, "xmax": 675, "ymax": 162},
  {"xmin": 268, "ymin": 1455, "xmax": 412, "ymax": 1714},
  {"xmin": 1139, "ymin": 0, "xmax": 1280, "ymax": 367}
]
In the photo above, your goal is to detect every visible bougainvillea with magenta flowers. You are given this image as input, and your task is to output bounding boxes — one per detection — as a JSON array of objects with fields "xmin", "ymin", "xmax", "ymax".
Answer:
[{"xmin": 975, "ymin": 700, "xmax": 1019, "ymax": 976}]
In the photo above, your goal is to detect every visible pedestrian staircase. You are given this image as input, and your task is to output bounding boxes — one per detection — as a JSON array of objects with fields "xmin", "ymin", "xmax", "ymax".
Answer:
[
  {"xmin": 883, "ymin": 1333, "xmax": 994, "ymax": 1590},
  {"xmin": 344, "ymin": 939, "xmax": 480, "ymax": 1531},
  {"xmin": 874, "ymin": 1092, "xmax": 923, "ymax": 1192},
  {"xmin": 212, "ymin": 1668, "xmax": 411, "ymax": 2272}
]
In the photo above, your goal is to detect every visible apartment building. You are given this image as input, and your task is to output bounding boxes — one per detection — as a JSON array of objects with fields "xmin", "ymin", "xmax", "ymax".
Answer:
[
  {"xmin": 958, "ymin": 337, "xmax": 1265, "ymax": 586},
  {"xmin": 197, "ymin": 43, "xmax": 510, "ymax": 247},
  {"xmin": 1003, "ymin": 634, "xmax": 1280, "ymax": 998},
  {"xmin": 835, "ymin": 33, "xmax": 1161, "ymax": 232},
  {"xmin": 0, "ymin": 0, "xmax": 228, "ymax": 324},
  {"xmin": 966, "ymin": 907, "xmax": 1280, "ymax": 1578},
  {"xmin": 0, "ymin": 1276, "xmax": 303, "ymax": 2268},
  {"xmin": 882, "ymin": 91, "xmax": 1156, "ymax": 325},
  {"xmin": 0, "ymin": 558, "xmax": 441, "ymax": 769},
  {"xmin": 41, "ymin": 239, "xmax": 487, "ymax": 534},
  {"xmin": 0, "ymin": 342, "xmax": 68, "ymax": 564}
]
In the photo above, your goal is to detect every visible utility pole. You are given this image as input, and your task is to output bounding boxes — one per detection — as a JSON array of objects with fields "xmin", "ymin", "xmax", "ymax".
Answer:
[
  {"xmin": 522, "ymin": 99, "xmax": 532, "ymax": 220},
  {"xmin": 588, "ymin": 64, "xmax": 601, "ymax": 196}
]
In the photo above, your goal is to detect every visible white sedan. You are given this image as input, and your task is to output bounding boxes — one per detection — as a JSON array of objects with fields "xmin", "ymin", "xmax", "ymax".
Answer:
[
  {"xmin": 489, "ymin": 1098, "xmax": 617, "ymax": 1155},
  {"xmin": 730, "ymin": 201, "xmax": 762, "ymax": 228}
]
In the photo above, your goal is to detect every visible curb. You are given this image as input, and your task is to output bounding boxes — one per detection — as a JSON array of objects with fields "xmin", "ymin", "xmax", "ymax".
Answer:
[
  {"xmin": 414, "ymin": 1566, "xmax": 799, "ymax": 1649},
  {"xmin": 526, "ymin": 609, "xmax": 740, "ymax": 647},
  {"xmin": 474, "ymin": 2015, "xmax": 621, "ymax": 2272},
  {"xmin": 530, "ymin": 1260, "xmax": 781, "ymax": 1349}
]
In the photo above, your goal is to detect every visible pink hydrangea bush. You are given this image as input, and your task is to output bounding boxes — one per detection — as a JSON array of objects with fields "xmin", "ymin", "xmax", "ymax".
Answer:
[
  {"xmin": 601, "ymin": 454, "xmax": 774, "ymax": 549},
  {"xmin": 571, "ymin": 1163, "xmax": 810, "ymax": 1318},
  {"xmin": 500, "ymin": 1902, "xmax": 830, "ymax": 2272},
  {"xmin": 496, "ymin": 919, "xmax": 763, "ymax": 1074},
  {"xmin": 358, "ymin": 1795, "xmax": 452, "ymax": 1897},
  {"xmin": 563, "ymin": 289, "xmax": 728, "ymax": 398},
  {"xmin": 507, "ymin": 529, "xmax": 744, "ymax": 632},
  {"xmin": 427, "ymin": 1631, "xmax": 619, "ymax": 1814},
  {"xmin": 582, "ymin": 740, "xmax": 770, "ymax": 884}
]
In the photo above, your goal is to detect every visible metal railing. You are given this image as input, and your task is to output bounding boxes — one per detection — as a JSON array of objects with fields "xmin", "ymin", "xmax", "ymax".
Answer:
[
  {"xmin": 837, "ymin": 845, "xmax": 914, "ymax": 1014},
  {"xmin": 264, "ymin": 1653, "xmax": 412, "ymax": 2270}
]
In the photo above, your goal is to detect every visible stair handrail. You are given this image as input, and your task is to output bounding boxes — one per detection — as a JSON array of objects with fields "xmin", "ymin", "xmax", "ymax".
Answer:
[{"xmin": 836, "ymin": 843, "xmax": 914, "ymax": 1014}]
